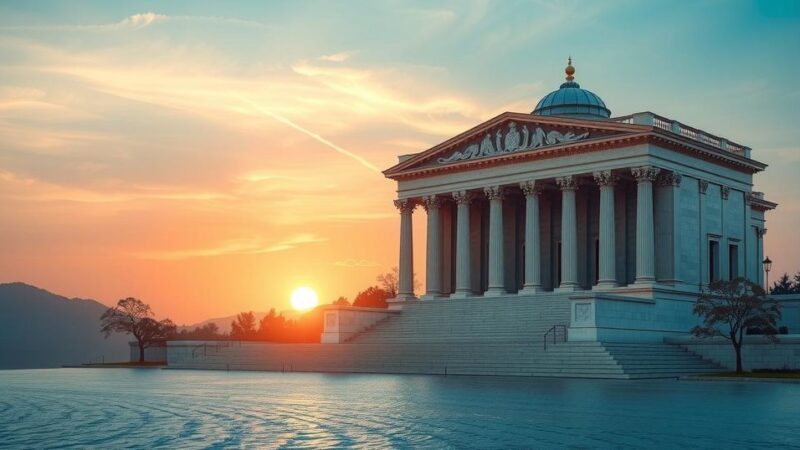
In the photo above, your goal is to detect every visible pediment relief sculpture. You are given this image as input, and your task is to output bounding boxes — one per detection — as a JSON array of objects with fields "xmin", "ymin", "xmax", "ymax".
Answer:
[{"xmin": 437, "ymin": 122, "xmax": 590, "ymax": 164}]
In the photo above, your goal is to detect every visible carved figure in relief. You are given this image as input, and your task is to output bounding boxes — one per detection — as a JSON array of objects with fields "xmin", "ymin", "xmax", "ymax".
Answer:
[
  {"xmin": 479, "ymin": 133, "xmax": 495, "ymax": 157},
  {"xmin": 504, "ymin": 122, "xmax": 520, "ymax": 151},
  {"xmin": 437, "ymin": 124, "xmax": 590, "ymax": 164},
  {"xmin": 521, "ymin": 125, "xmax": 530, "ymax": 149}
]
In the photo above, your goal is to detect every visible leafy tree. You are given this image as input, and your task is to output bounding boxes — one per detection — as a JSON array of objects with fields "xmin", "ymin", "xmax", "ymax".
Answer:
[
  {"xmin": 257, "ymin": 308, "xmax": 286, "ymax": 341},
  {"xmin": 770, "ymin": 273, "xmax": 796, "ymax": 294},
  {"xmin": 332, "ymin": 296, "xmax": 350, "ymax": 306},
  {"xmin": 176, "ymin": 322, "xmax": 225, "ymax": 340},
  {"xmin": 353, "ymin": 286, "xmax": 390, "ymax": 308},
  {"xmin": 692, "ymin": 278, "xmax": 781, "ymax": 373},
  {"xmin": 100, "ymin": 297, "xmax": 176, "ymax": 362},
  {"xmin": 230, "ymin": 311, "xmax": 257, "ymax": 340}
]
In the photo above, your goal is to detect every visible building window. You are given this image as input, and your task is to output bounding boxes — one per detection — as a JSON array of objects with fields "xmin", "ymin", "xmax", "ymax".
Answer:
[
  {"xmin": 709, "ymin": 240, "xmax": 720, "ymax": 283},
  {"xmin": 729, "ymin": 244, "xmax": 739, "ymax": 280}
]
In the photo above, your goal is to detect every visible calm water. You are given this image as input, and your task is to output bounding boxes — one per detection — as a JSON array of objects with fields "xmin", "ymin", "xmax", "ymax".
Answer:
[{"xmin": 0, "ymin": 369, "xmax": 799, "ymax": 449}]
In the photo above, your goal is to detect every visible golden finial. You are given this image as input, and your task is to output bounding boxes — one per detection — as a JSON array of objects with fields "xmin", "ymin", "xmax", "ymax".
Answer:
[{"xmin": 565, "ymin": 56, "xmax": 575, "ymax": 81}]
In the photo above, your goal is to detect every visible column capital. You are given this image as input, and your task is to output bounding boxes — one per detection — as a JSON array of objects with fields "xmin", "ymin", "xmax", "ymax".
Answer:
[
  {"xmin": 657, "ymin": 171, "xmax": 682, "ymax": 187},
  {"xmin": 631, "ymin": 166, "xmax": 660, "ymax": 182},
  {"xmin": 721, "ymin": 185, "xmax": 730, "ymax": 200},
  {"xmin": 699, "ymin": 180, "xmax": 709, "ymax": 194},
  {"xmin": 756, "ymin": 227, "xmax": 767, "ymax": 238},
  {"xmin": 593, "ymin": 170, "xmax": 618, "ymax": 187},
  {"xmin": 556, "ymin": 175, "xmax": 578, "ymax": 191},
  {"xmin": 422, "ymin": 195, "xmax": 442, "ymax": 211},
  {"xmin": 520, "ymin": 180, "xmax": 544, "ymax": 196},
  {"xmin": 452, "ymin": 190, "xmax": 473, "ymax": 205},
  {"xmin": 484, "ymin": 185, "xmax": 504, "ymax": 200},
  {"xmin": 393, "ymin": 198, "xmax": 417, "ymax": 213}
]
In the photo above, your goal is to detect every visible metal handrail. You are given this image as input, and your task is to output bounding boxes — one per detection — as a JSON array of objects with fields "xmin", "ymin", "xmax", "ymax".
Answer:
[
  {"xmin": 191, "ymin": 341, "xmax": 231, "ymax": 359},
  {"xmin": 543, "ymin": 325, "xmax": 567, "ymax": 350}
]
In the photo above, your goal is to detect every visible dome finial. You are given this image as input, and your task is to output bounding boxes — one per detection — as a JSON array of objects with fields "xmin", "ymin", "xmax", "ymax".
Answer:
[{"xmin": 565, "ymin": 56, "xmax": 575, "ymax": 81}]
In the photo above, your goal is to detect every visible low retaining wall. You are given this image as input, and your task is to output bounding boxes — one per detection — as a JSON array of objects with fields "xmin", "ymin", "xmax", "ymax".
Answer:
[
  {"xmin": 319, "ymin": 306, "xmax": 398, "ymax": 343},
  {"xmin": 129, "ymin": 342, "xmax": 167, "ymax": 362},
  {"xmin": 667, "ymin": 335, "xmax": 800, "ymax": 371}
]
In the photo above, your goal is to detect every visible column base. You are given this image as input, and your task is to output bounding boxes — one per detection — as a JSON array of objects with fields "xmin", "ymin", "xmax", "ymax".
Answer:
[
  {"xmin": 449, "ymin": 291, "xmax": 475, "ymax": 299},
  {"xmin": 518, "ymin": 285, "xmax": 544, "ymax": 295},
  {"xmin": 633, "ymin": 277, "xmax": 656, "ymax": 287},
  {"xmin": 593, "ymin": 281, "xmax": 619, "ymax": 290},
  {"xmin": 387, "ymin": 295, "xmax": 417, "ymax": 310},
  {"xmin": 420, "ymin": 293, "xmax": 443, "ymax": 300},
  {"xmin": 556, "ymin": 283, "xmax": 582, "ymax": 293},
  {"xmin": 484, "ymin": 288, "xmax": 507, "ymax": 297}
]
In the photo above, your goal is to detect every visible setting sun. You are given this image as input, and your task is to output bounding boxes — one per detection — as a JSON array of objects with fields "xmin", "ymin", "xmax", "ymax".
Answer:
[{"xmin": 290, "ymin": 287, "xmax": 319, "ymax": 311}]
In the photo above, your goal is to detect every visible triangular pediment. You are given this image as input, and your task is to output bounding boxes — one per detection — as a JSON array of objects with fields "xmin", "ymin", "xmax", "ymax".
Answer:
[{"xmin": 384, "ymin": 112, "xmax": 649, "ymax": 178}]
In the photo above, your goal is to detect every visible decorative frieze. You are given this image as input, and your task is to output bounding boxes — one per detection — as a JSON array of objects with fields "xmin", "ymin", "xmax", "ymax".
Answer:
[
  {"xmin": 437, "ymin": 122, "xmax": 590, "ymax": 164},
  {"xmin": 631, "ymin": 166, "xmax": 660, "ymax": 182}
]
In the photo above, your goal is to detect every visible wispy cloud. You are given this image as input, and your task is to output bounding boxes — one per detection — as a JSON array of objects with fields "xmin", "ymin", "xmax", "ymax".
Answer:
[
  {"xmin": 334, "ymin": 259, "xmax": 381, "ymax": 268},
  {"xmin": 319, "ymin": 51, "xmax": 353, "ymax": 63},
  {"xmin": 135, "ymin": 233, "xmax": 326, "ymax": 260}
]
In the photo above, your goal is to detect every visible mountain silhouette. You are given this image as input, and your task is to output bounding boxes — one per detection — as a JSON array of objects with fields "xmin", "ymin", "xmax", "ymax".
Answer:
[{"xmin": 0, "ymin": 282, "xmax": 129, "ymax": 369}]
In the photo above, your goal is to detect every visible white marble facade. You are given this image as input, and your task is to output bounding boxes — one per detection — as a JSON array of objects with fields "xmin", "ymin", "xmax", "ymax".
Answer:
[{"xmin": 384, "ymin": 111, "xmax": 776, "ymax": 341}]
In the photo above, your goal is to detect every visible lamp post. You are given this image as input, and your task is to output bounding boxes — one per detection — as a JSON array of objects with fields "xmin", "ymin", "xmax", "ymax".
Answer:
[{"xmin": 762, "ymin": 256, "xmax": 772, "ymax": 292}]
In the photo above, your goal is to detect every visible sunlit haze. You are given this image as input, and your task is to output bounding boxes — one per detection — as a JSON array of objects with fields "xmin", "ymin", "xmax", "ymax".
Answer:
[{"xmin": 1, "ymin": 1, "xmax": 799, "ymax": 323}]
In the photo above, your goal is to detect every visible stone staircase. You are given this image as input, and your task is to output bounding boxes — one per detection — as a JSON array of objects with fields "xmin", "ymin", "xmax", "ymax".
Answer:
[{"xmin": 169, "ymin": 294, "xmax": 722, "ymax": 379}]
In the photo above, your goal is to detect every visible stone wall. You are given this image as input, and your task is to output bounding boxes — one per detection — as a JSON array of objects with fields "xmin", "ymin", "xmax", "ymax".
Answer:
[
  {"xmin": 670, "ymin": 336, "xmax": 800, "ymax": 371},
  {"xmin": 129, "ymin": 341, "xmax": 167, "ymax": 362}
]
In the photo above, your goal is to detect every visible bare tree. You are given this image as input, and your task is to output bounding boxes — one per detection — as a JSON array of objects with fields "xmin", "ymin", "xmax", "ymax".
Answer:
[
  {"xmin": 692, "ymin": 278, "xmax": 781, "ymax": 373},
  {"xmin": 100, "ymin": 297, "xmax": 176, "ymax": 362},
  {"xmin": 377, "ymin": 267, "xmax": 421, "ymax": 297}
]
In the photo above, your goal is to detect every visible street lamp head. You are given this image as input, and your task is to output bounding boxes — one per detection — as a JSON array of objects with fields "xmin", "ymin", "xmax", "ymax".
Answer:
[{"xmin": 762, "ymin": 256, "xmax": 772, "ymax": 272}]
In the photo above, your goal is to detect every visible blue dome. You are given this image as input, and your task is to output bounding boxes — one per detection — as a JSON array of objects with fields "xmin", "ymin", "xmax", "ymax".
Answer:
[{"xmin": 532, "ymin": 62, "xmax": 611, "ymax": 120}]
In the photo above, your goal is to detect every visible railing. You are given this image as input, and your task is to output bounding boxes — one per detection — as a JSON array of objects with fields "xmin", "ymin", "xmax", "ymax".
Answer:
[
  {"xmin": 543, "ymin": 325, "xmax": 567, "ymax": 350},
  {"xmin": 610, "ymin": 112, "xmax": 750, "ymax": 157},
  {"xmin": 191, "ymin": 342, "xmax": 232, "ymax": 359}
]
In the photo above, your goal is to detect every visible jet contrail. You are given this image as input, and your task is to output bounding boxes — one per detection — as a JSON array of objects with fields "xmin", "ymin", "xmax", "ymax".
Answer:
[{"xmin": 239, "ymin": 97, "xmax": 381, "ymax": 173}]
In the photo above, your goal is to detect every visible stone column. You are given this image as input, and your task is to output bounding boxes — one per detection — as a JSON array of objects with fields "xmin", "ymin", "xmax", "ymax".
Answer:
[
  {"xmin": 393, "ymin": 198, "xmax": 417, "ymax": 303},
  {"xmin": 594, "ymin": 171, "xmax": 618, "ymax": 289},
  {"xmin": 557, "ymin": 176, "xmax": 580, "ymax": 291},
  {"xmin": 451, "ymin": 191, "xmax": 473, "ymax": 298},
  {"xmin": 485, "ymin": 186, "xmax": 506, "ymax": 296},
  {"xmin": 631, "ymin": 166, "xmax": 660, "ymax": 285},
  {"xmin": 422, "ymin": 195, "xmax": 442, "ymax": 299},
  {"xmin": 519, "ymin": 181, "xmax": 543, "ymax": 294}
]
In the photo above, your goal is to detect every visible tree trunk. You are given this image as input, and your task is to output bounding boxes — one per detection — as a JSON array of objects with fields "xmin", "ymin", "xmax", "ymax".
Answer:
[
  {"xmin": 138, "ymin": 343, "xmax": 145, "ymax": 363},
  {"xmin": 734, "ymin": 344, "xmax": 743, "ymax": 374}
]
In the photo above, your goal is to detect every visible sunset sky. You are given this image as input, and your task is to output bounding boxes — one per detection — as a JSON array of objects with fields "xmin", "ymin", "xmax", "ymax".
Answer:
[{"xmin": 1, "ymin": 1, "xmax": 799, "ymax": 324}]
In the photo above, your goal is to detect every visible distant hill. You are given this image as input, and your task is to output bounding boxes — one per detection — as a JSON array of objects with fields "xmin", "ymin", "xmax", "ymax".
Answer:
[{"xmin": 0, "ymin": 282, "xmax": 129, "ymax": 369}]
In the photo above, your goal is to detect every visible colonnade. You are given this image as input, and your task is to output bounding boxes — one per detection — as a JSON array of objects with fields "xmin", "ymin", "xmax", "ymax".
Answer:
[{"xmin": 394, "ymin": 166, "xmax": 665, "ymax": 300}]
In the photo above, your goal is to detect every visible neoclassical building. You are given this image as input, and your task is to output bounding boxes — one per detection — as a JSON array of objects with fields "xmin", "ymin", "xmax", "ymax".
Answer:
[{"xmin": 383, "ymin": 60, "xmax": 777, "ymax": 341}]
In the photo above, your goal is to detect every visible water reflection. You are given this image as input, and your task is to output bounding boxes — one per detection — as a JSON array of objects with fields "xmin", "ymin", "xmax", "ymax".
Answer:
[{"xmin": 0, "ymin": 369, "xmax": 798, "ymax": 448}]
